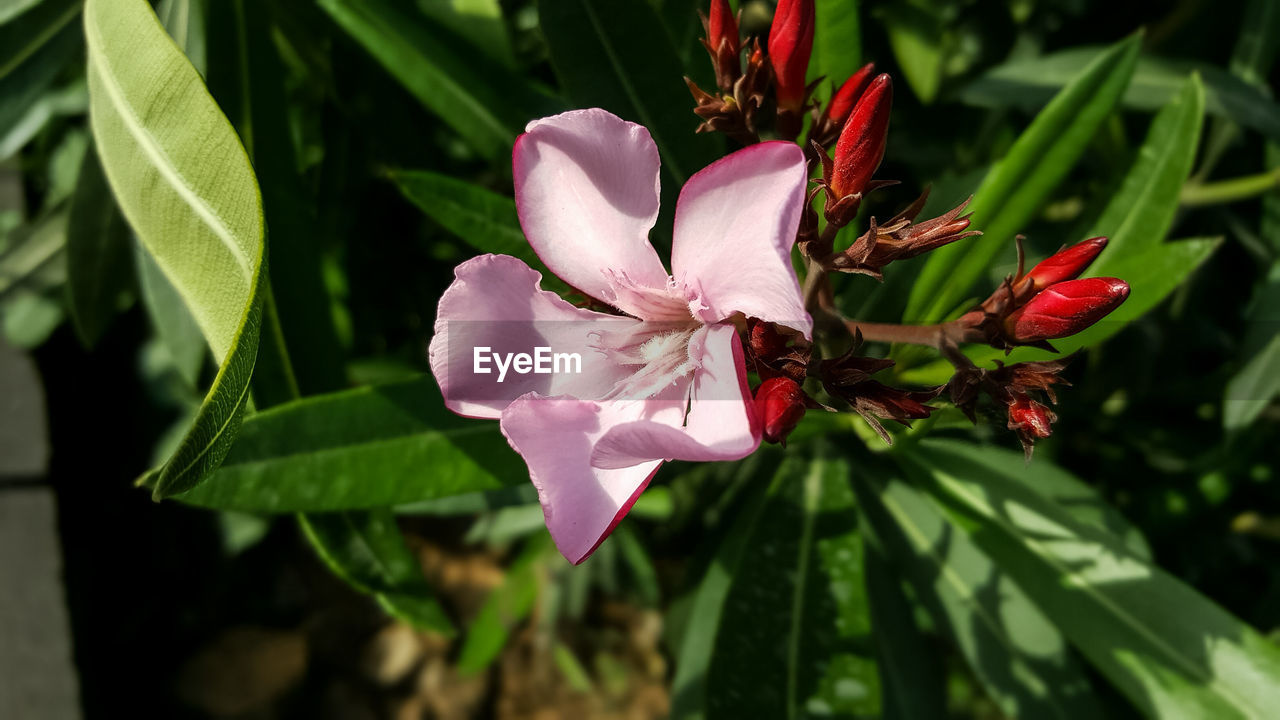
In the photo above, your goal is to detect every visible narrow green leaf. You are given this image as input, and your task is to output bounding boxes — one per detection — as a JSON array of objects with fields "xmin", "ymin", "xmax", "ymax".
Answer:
[
  {"xmin": 65, "ymin": 145, "xmax": 131, "ymax": 348},
  {"xmin": 173, "ymin": 377, "xmax": 527, "ymax": 512},
  {"xmin": 387, "ymin": 169, "xmax": 570, "ymax": 295},
  {"xmin": 674, "ymin": 450, "xmax": 881, "ymax": 719},
  {"xmin": 1224, "ymin": 267, "xmax": 1280, "ymax": 430},
  {"xmin": 415, "ymin": 0, "xmax": 515, "ymax": 69},
  {"xmin": 912, "ymin": 440, "xmax": 1150, "ymax": 557},
  {"xmin": 855, "ymin": 465, "xmax": 1103, "ymax": 720},
  {"xmin": 86, "ymin": 0, "xmax": 266, "ymax": 497},
  {"xmin": 904, "ymin": 448, "xmax": 1280, "ymax": 719},
  {"xmin": 878, "ymin": 2, "xmax": 942, "ymax": 104},
  {"xmin": 0, "ymin": 0, "xmax": 79, "ymax": 80},
  {"xmin": 1085, "ymin": 75, "xmax": 1205, "ymax": 260},
  {"xmin": 456, "ymin": 536, "xmax": 546, "ymax": 674},
  {"xmin": 208, "ymin": 0, "xmax": 346, "ymax": 395},
  {"xmin": 538, "ymin": 0, "xmax": 721, "ymax": 190},
  {"xmin": 809, "ymin": 0, "xmax": 861, "ymax": 90},
  {"xmin": 860, "ymin": 523, "xmax": 946, "ymax": 720},
  {"xmin": 299, "ymin": 509, "xmax": 454, "ymax": 635},
  {"xmin": 906, "ymin": 34, "xmax": 1142, "ymax": 324},
  {"xmin": 134, "ymin": 239, "xmax": 206, "ymax": 387},
  {"xmin": 318, "ymin": 0, "xmax": 539, "ymax": 160},
  {"xmin": 961, "ymin": 47, "xmax": 1280, "ymax": 145},
  {"xmin": 156, "ymin": 0, "xmax": 206, "ymax": 75},
  {"xmin": 0, "ymin": 0, "xmax": 81, "ymax": 156}
]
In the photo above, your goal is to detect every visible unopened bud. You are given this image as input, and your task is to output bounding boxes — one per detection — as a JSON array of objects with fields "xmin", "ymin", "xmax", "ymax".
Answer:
[
  {"xmin": 768, "ymin": 0, "xmax": 815, "ymax": 113},
  {"xmin": 1004, "ymin": 277, "xmax": 1130, "ymax": 342},
  {"xmin": 830, "ymin": 74, "xmax": 892, "ymax": 199},
  {"xmin": 704, "ymin": 0, "xmax": 740, "ymax": 92},
  {"xmin": 1007, "ymin": 392, "xmax": 1054, "ymax": 440},
  {"xmin": 1024, "ymin": 236, "xmax": 1108, "ymax": 291},
  {"xmin": 755, "ymin": 376, "xmax": 807, "ymax": 445},
  {"xmin": 826, "ymin": 63, "xmax": 876, "ymax": 127}
]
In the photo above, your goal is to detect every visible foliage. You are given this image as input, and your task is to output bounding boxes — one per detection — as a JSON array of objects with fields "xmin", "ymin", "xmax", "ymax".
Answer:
[{"xmin": 4, "ymin": 0, "xmax": 1279, "ymax": 716}]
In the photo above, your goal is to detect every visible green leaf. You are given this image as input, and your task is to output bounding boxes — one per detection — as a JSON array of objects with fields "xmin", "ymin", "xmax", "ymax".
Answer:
[
  {"xmin": 903, "ymin": 447, "xmax": 1280, "ymax": 719},
  {"xmin": 65, "ymin": 145, "xmax": 132, "ymax": 348},
  {"xmin": 456, "ymin": 536, "xmax": 546, "ymax": 674},
  {"xmin": 538, "ymin": 0, "xmax": 721, "ymax": 191},
  {"xmin": 911, "ymin": 439, "xmax": 1150, "ymax": 559},
  {"xmin": 207, "ymin": 0, "xmax": 346, "ymax": 395},
  {"xmin": 0, "ymin": 0, "xmax": 82, "ymax": 157},
  {"xmin": 173, "ymin": 376, "xmax": 527, "ymax": 512},
  {"xmin": 960, "ymin": 47, "xmax": 1280, "ymax": 146},
  {"xmin": 1224, "ymin": 266, "xmax": 1280, "ymax": 430},
  {"xmin": 156, "ymin": 0, "xmax": 206, "ymax": 75},
  {"xmin": 0, "ymin": 0, "xmax": 79, "ymax": 80},
  {"xmin": 387, "ymin": 169, "xmax": 571, "ymax": 295},
  {"xmin": 86, "ymin": 0, "xmax": 266, "ymax": 497},
  {"xmin": 318, "ymin": 0, "xmax": 540, "ymax": 160},
  {"xmin": 905, "ymin": 34, "xmax": 1142, "ymax": 325},
  {"xmin": 672, "ymin": 450, "xmax": 880, "ymax": 719},
  {"xmin": 134, "ymin": 238, "xmax": 206, "ymax": 387},
  {"xmin": 415, "ymin": 0, "xmax": 515, "ymax": 69},
  {"xmin": 855, "ymin": 464, "xmax": 1103, "ymax": 720},
  {"xmin": 1085, "ymin": 75, "xmax": 1206, "ymax": 260},
  {"xmin": 299, "ymin": 509, "xmax": 454, "ymax": 635},
  {"xmin": 809, "ymin": 0, "xmax": 861, "ymax": 90},
  {"xmin": 878, "ymin": 2, "xmax": 942, "ymax": 104},
  {"xmin": 861, "ymin": 523, "xmax": 946, "ymax": 720}
]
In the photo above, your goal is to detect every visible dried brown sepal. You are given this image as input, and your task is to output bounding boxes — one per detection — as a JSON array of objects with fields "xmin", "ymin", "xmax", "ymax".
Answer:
[
  {"xmin": 747, "ymin": 318, "xmax": 811, "ymax": 383},
  {"xmin": 845, "ymin": 382, "xmax": 943, "ymax": 445},
  {"xmin": 686, "ymin": 39, "xmax": 771, "ymax": 145},
  {"xmin": 829, "ymin": 195, "xmax": 980, "ymax": 278}
]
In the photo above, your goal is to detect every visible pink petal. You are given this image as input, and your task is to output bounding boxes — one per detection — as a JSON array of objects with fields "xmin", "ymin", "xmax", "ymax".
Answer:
[
  {"xmin": 428, "ymin": 254, "xmax": 638, "ymax": 418},
  {"xmin": 514, "ymin": 109, "xmax": 671, "ymax": 311},
  {"xmin": 500, "ymin": 386, "xmax": 689, "ymax": 564},
  {"xmin": 671, "ymin": 142, "xmax": 812, "ymax": 338},
  {"xmin": 590, "ymin": 324, "xmax": 761, "ymax": 468}
]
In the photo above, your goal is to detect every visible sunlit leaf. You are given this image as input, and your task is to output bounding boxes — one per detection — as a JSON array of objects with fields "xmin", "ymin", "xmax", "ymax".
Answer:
[
  {"xmin": 903, "ymin": 447, "xmax": 1280, "ymax": 719},
  {"xmin": 906, "ymin": 34, "xmax": 1141, "ymax": 325},
  {"xmin": 86, "ymin": 0, "xmax": 266, "ymax": 497},
  {"xmin": 856, "ymin": 463, "xmax": 1103, "ymax": 719},
  {"xmin": 299, "ymin": 508, "xmax": 454, "ymax": 635},
  {"xmin": 174, "ymin": 377, "xmax": 526, "ymax": 512}
]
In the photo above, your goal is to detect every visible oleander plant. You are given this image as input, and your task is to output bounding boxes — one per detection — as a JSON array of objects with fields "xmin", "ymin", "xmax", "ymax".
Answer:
[{"xmin": 3, "ymin": 0, "xmax": 1280, "ymax": 717}]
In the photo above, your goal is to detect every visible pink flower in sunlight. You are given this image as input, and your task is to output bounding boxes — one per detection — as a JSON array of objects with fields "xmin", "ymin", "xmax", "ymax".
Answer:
[{"xmin": 428, "ymin": 110, "xmax": 811, "ymax": 564}]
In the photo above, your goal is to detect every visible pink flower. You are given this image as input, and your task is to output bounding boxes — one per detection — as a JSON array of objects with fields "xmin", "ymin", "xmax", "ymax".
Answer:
[{"xmin": 428, "ymin": 109, "xmax": 811, "ymax": 564}]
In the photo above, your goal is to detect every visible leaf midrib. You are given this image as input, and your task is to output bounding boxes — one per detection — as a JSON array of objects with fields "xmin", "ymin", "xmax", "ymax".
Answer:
[{"xmin": 84, "ymin": 18, "xmax": 255, "ymax": 282}]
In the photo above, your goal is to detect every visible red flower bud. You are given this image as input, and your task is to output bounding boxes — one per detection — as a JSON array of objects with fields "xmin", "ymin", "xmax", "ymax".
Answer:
[
  {"xmin": 1007, "ymin": 392, "xmax": 1053, "ymax": 439},
  {"xmin": 1004, "ymin": 277, "xmax": 1130, "ymax": 342},
  {"xmin": 768, "ymin": 0, "xmax": 815, "ymax": 113},
  {"xmin": 1024, "ymin": 236, "xmax": 1108, "ymax": 291},
  {"xmin": 755, "ymin": 376, "xmax": 807, "ymax": 445},
  {"xmin": 826, "ymin": 63, "xmax": 876, "ymax": 127},
  {"xmin": 708, "ymin": 0, "xmax": 738, "ymax": 57},
  {"xmin": 830, "ymin": 74, "xmax": 892, "ymax": 199}
]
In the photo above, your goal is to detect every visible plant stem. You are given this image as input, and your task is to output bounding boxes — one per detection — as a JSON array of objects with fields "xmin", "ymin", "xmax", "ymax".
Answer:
[
  {"xmin": 844, "ymin": 319, "xmax": 949, "ymax": 347},
  {"xmin": 1181, "ymin": 167, "xmax": 1280, "ymax": 206}
]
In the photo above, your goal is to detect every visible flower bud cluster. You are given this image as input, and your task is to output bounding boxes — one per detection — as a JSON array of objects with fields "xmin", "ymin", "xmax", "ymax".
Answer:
[{"xmin": 957, "ymin": 237, "xmax": 1130, "ymax": 352}]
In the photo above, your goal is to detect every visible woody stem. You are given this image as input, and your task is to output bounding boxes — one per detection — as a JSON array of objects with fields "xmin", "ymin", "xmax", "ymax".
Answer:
[{"xmin": 842, "ymin": 319, "xmax": 974, "ymax": 348}]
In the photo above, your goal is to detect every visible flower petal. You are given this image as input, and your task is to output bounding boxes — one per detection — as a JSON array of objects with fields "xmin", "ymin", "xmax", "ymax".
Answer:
[
  {"xmin": 671, "ymin": 141, "xmax": 812, "ymax": 338},
  {"xmin": 428, "ymin": 254, "xmax": 638, "ymax": 418},
  {"xmin": 590, "ymin": 324, "xmax": 761, "ymax": 468},
  {"xmin": 500, "ymin": 386, "xmax": 688, "ymax": 564},
  {"xmin": 514, "ymin": 109, "xmax": 670, "ymax": 310}
]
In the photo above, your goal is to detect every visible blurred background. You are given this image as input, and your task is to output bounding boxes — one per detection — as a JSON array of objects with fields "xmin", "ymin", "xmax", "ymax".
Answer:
[{"xmin": 1, "ymin": 0, "xmax": 1278, "ymax": 718}]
